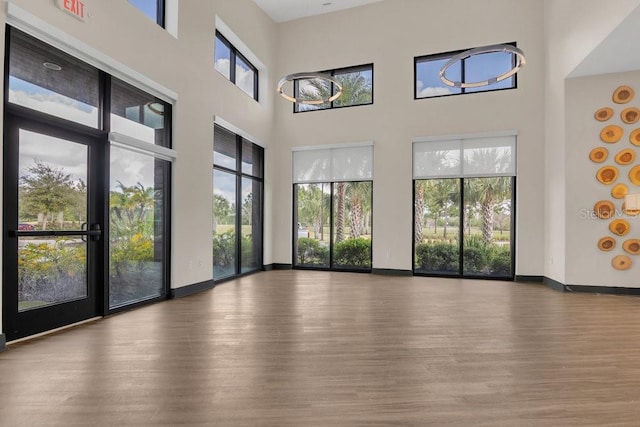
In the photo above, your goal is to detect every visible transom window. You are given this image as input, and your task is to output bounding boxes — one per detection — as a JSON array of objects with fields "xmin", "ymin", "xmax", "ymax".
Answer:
[
  {"xmin": 415, "ymin": 43, "xmax": 517, "ymax": 99},
  {"xmin": 214, "ymin": 31, "xmax": 259, "ymax": 101},
  {"xmin": 128, "ymin": 0, "xmax": 165, "ymax": 27},
  {"xmin": 294, "ymin": 64, "xmax": 373, "ymax": 113}
]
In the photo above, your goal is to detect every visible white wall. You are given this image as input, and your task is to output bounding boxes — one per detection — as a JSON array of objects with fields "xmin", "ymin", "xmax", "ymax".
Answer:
[
  {"xmin": 543, "ymin": 0, "xmax": 640, "ymax": 283},
  {"xmin": 565, "ymin": 71, "xmax": 640, "ymax": 286},
  {"xmin": 271, "ymin": 0, "xmax": 546, "ymax": 274}
]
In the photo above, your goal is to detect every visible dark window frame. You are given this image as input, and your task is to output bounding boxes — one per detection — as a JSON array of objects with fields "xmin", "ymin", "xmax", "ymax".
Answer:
[
  {"xmin": 411, "ymin": 176, "xmax": 516, "ymax": 281},
  {"xmin": 3, "ymin": 26, "xmax": 173, "ymax": 338},
  {"xmin": 291, "ymin": 180, "xmax": 373, "ymax": 273},
  {"xmin": 213, "ymin": 125, "xmax": 264, "ymax": 282},
  {"xmin": 414, "ymin": 42, "xmax": 518, "ymax": 100},
  {"xmin": 293, "ymin": 63, "xmax": 374, "ymax": 113},
  {"xmin": 214, "ymin": 31, "xmax": 259, "ymax": 102}
]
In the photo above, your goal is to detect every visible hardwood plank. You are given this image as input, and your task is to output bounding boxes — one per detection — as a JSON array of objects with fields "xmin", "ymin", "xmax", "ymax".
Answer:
[{"xmin": 1, "ymin": 270, "xmax": 640, "ymax": 425}]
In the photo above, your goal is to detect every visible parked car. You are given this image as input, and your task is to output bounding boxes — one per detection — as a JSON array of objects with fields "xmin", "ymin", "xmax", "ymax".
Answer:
[
  {"xmin": 18, "ymin": 223, "xmax": 35, "ymax": 231},
  {"xmin": 297, "ymin": 223, "xmax": 309, "ymax": 238}
]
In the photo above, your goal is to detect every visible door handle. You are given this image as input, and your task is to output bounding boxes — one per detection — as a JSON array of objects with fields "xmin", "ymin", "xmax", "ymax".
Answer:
[{"xmin": 87, "ymin": 224, "xmax": 102, "ymax": 241}]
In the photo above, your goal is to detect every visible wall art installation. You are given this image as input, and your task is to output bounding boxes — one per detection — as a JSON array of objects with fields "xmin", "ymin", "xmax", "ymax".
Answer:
[{"xmin": 590, "ymin": 85, "xmax": 640, "ymax": 270}]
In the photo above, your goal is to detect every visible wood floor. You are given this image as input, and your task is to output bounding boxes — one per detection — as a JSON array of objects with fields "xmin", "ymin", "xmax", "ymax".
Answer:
[{"xmin": 1, "ymin": 270, "xmax": 640, "ymax": 426}]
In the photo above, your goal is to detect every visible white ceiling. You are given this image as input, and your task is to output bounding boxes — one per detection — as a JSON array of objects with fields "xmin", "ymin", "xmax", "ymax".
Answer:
[
  {"xmin": 570, "ymin": 5, "xmax": 640, "ymax": 78},
  {"xmin": 253, "ymin": 0, "xmax": 384, "ymax": 23}
]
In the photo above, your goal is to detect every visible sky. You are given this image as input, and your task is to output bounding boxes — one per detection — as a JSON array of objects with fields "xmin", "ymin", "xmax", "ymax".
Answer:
[
  {"xmin": 128, "ymin": 0, "xmax": 158, "ymax": 22},
  {"xmin": 11, "ymin": 79, "xmax": 160, "ymax": 191}
]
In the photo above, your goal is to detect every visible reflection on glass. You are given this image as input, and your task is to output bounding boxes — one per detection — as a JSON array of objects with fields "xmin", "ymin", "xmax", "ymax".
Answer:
[
  {"xmin": 213, "ymin": 170, "xmax": 238, "ymax": 279},
  {"xmin": 296, "ymin": 78, "xmax": 331, "ymax": 112},
  {"xmin": 235, "ymin": 55, "xmax": 256, "ymax": 98},
  {"xmin": 241, "ymin": 140, "xmax": 263, "ymax": 177},
  {"xmin": 416, "ymin": 58, "xmax": 462, "ymax": 98},
  {"xmin": 463, "ymin": 177, "xmax": 512, "ymax": 277},
  {"xmin": 214, "ymin": 36, "xmax": 232, "ymax": 79},
  {"xmin": 294, "ymin": 184, "xmax": 330, "ymax": 267},
  {"xmin": 109, "ymin": 146, "xmax": 166, "ymax": 308},
  {"xmin": 464, "ymin": 51, "xmax": 514, "ymax": 93},
  {"xmin": 9, "ymin": 30, "xmax": 100, "ymax": 127},
  {"xmin": 241, "ymin": 178, "xmax": 262, "ymax": 273},
  {"xmin": 18, "ymin": 130, "xmax": 89, "ymax": 311},
  {"xmin": 111, "ymin": 78, "xmax": 169, "ymax": 147},
  {"xmin": 214, "ymin": 126, "xmax": 237, "ymax": 170},
  {"xmin": 333, "ymin": 69, "xmax": 373, "ymax": 108},
  {"xmin": 332, "ymin": 182, "xmax": 372, "ymax": 269},
  {"xmin": 414, "ymin": 179, "xmax": 461, "ymax": 275}
]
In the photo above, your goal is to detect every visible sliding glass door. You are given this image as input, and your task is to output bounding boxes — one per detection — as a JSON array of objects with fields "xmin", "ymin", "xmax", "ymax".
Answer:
[
  {"xmin": 293, "ymin": 181, "xmax": 372, "ymax": 271},
  {"xmin": 412, "ymin": 133, "xmax": 516, "ymax": 279},
  {"xmin": 213, "ymin": 125, "xmax": 263, "ymax": 281}
]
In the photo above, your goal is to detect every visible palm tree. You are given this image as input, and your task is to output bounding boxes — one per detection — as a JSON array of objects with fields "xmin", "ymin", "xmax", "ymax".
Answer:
[
  {"xmin": 414, "ymin": 181, "xmax": 426, "ymax": 244},
  {"xmin": 298, "ymin": 71, "xmax": 372, "ymax": 108},
  {"xmin": 346, "ymin": 182, "xmax": 371, "ymax": 238},
  {"xmin": 465, "ymin": 177, "xmax": 511, "ymax": 244},
  {"xmin": 424, "ymin": 179, "xmax": 458, "ymax": 238},
  {"xmin": 335, "ymin": 183, "xmax": 347, "ymax": 243}
]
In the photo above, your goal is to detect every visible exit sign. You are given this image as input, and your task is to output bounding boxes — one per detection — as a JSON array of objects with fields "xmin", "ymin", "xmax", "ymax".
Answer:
[{"xmin": 55, "ymin": 0, "xmax": 87, "ymax": 21}]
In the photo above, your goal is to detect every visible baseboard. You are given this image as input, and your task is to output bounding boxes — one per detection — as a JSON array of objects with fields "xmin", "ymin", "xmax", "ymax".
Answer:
[
  {"xmin": 272, "ymin": 263, "xmax": 293, "ymax": 270},
  {"xmin": 515, "ymin": 275, "xmax": 544, "ymax": 283},
  {"xmin": 263, "ymin": 264, "xmax": 274, "ymax": 271},
  {"xmin": 0, "ymin": 334, "xmax": 6, "ymax": 352},
  {"xmin": 170, "ymin": 279, "xmax": 215, "ymax": 299},
  {"xmin": 564, "ymin": 284, "xmax": 640, "ymax": 295},
  {"xmin": 543, "ymin": 277, "xmax": 567, "ymax": 292},
  {"xmin": 372, "ymin": 268, "xmax": 413, "ymax": 276},
  {"xmin": 543, "ymin": 277, "xmax": 640, "ymax": 296}
]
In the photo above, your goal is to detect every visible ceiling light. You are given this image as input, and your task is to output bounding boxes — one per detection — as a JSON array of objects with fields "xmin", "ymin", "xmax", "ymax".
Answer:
[
  {"xmin": 277, "ymin": 72, "xmax": 343, "ymax": 105},
  {"xmin": 43, "ymin": 62, "xmax": 62, "ymax": 71},
  {"xmin": 439, "ymin": 44, "xmax": 526, "ymax": 89}
]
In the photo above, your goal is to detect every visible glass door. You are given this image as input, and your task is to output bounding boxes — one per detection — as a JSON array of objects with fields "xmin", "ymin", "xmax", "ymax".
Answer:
[{"xmin": 3, "ymin": 116, "xmax": 105, "ymax": 341}]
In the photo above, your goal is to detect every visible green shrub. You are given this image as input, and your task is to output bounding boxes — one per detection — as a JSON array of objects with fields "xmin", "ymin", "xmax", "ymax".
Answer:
[
  {"xmin": 334, "ymin": 238, "xmax": 371, "ymax": 268},
  {"xmin": 297, "ymin": 237, "xmax": 329, "ymax": 265},
  {"xmin": 415, "ymin": 243, "xmax": 458, "ymax": 272},
  {"xmin": 213, "ymin": 230, "xmax": 236, "ymax": 266},
  {"xmin": 463, "ymin": 246, "xmax": 488, "ymax": 273},
  {"xmin": 490, "ymin": 246, "xmax": 511, "ymax": 275}
]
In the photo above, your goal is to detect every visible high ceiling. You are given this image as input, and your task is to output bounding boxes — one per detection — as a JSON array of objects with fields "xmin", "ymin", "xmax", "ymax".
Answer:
[{"xmin": 252, "ymin": 0, "xmax": 384, "ymax": 23}]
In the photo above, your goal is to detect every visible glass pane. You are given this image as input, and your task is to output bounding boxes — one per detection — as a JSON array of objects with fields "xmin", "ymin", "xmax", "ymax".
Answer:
[
  {"xmin": 235, "ymin": 55, "xmax": 256, "ymax": 98},
  {"xmin": 214, "ymin": 125, "xmax": 237, "ymax": 170},
  {"xmin": 295, "ymin": 78, "xmax": 331, "ymax": 112},
  {"xmin": 241, "ymin": 178, "xmax": 262, "ymax": 273},
  {"xmin": 333, "ymin": 182, "xmax": 372, "ymax": 269},
  {"xmin": 294, "ymin": 184, "xmax": 330, "ymax": 267},
  {"xmin": 9, "ymin": 29, "xmax": 99, "ymax": 127},
  {"xmin": 109, "ymin": 146, "xmax": 166, "ymax": 308},
  {"xmin": 416, "ymin": 57, "xmax": 462, "ymax": 98},
  {"xmin": 241, "ymin": 140, "xmax": 263, "ymax": 177},
  {"xmin": 464, "ymin": 51, "xmax": 515, "ymax": 93},
  {"xmin": 333, "ymin": 68, "xmax": 373, "ymax": 107},
  {"xmin": 213, "ymin": 170, "xmax": 237, "ymax": 279},
  {"xmin": 128, "ymin": 0, "xmax": 159, "ymax": 24},
  {"xmin": 414, "ymin": 179, "xmax": 460, "ymax": 275},
  {"xmin": 463, "ymin": 177, "xmax": 512, "ymax": 277},
  {"xmin": 18, "ymin": 130, "xmax": 89, "ymax": 311},
  {"xmin": 111, "ymin": 78, "xmax": 169, "ymax": 147},
  {"xmin": 214, "ymin": 36, "xmax": 231, "ymax": 80}
]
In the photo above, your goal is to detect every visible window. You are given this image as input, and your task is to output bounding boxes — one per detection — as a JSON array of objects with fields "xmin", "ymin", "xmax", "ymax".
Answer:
[
  {"xmin": 415, "ymin": 43, "xmax": 517, "ymax": 99},
  {"xmin": 128, "ymin": 0, "xmax": 165, "ymax": 27},
  {"xmin": 213, "ymin": 125, "xmax": 263, "ymax": 281},
  {"xmin": 294, "ymin": 64, "xmax": 373, "ymax": 112},
  {"xmin": 214, "ymin": 31, "xmax": 258, "ymax": 101},
  {"xmin": 412, "ymin": 134, "xmax": 516, "ymax": 279},
  {"xmin": 292, "ymin": 144, "xmax": 373, "ymax": 271}
]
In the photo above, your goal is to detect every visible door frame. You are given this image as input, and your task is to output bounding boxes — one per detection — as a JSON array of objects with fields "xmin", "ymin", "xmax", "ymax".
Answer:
[{"xmin": 2, "ymin": 110, "xmax": 109, "ymax": 341}]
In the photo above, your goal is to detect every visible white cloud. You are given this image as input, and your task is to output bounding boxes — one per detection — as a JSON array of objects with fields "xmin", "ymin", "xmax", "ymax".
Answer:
[
  {"xmin": 416, "ymin": 80, "xmax": 454, "ymax": 97},
  {"xmin": 215, "ymin": 58, "xmax": 255, "ymax": 97}
]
